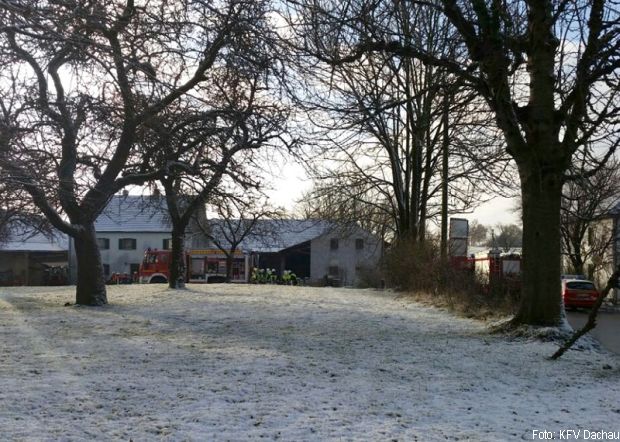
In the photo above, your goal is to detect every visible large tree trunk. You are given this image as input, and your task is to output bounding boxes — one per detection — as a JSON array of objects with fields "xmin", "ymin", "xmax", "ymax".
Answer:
[
  {"xmin": 168, "ymin": 227, "xmax": 186, "ymax": 289},
  {"xmin": 513, "ymin": 163, "xmax": 564, "ymax": 326},
  {"xmin": 74, "ymin": 223, "xmax": 107, "ymax": 306},
  {"xmin": 225, "ymin": 253, "xmax": 233, "ymax": 283}
]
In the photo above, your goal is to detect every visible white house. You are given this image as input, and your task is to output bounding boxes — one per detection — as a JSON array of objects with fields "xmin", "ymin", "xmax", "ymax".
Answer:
[
  {"xmin": 68, "ymin": 194, "xmax": 206, "ymax": 281},
  {"xmin": 583, "ymin": 203, "xmax": 620, "ymax": 302},
  {"xmin": 69, "ymin": 194, "xmax": 383, "ymax": 286}
]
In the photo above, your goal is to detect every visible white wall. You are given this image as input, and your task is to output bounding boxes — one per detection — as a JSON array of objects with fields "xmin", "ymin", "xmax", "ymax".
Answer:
[
  {"xmin": 310, "ymin": 228, "xmax": 382, "ymax": 286},
  {"xmin": 69, "ymin": 232, "xmax": 170, "ymax": 281},
  {"xmin": 69, "ymin": 228, "xmax": 211, "ymax": 283},
  {"xmin": 100, "ymin": 232, "xmax": 172, "ymax": 275}
]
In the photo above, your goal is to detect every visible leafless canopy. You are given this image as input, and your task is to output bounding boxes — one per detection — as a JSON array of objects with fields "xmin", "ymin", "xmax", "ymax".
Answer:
[
  {"xmin": 283, "ymin": 0, "xmax": 620, "ymax": 326},
  {"xmin": 282, "ymin": 0, "xmax": 515, "ymax": 242},
  {"xmin": 0, "ymin": 0, "xmax": 276, "ymax": 304},
  {"xmin": 0, "ymin": 0, "xmax": 272, "ymax": 234}
]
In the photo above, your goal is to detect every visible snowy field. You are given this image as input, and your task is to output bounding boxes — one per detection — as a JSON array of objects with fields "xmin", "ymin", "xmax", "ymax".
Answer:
[{"xmin": 0, "ymin": 285, "xmax": 619, "ymax": 441}]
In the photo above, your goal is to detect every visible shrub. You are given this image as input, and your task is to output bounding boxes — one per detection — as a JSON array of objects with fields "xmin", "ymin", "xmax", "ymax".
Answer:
[
  {"xmin": 384, "ymin": 236, "xmax": 519, "ymax": 319},
  {"xmin": 250, "ymin": 268, "xmax": 298, "ymax": 285},
  {"xmin": 355, "ymin": 265, "xmax": 384, "ymax": 289},
  {"xmin": 383, "ymin": 236, "xmax": 442, "ymax": 292}
]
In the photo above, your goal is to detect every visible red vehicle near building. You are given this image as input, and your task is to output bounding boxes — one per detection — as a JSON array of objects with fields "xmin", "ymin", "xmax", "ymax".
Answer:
[
  {"xmin": 138, "ymin": 248, "xmax": 249, "ymax": 284},
  {"xmin": 561, "ymin": 279, "xmax": 600, "ymax": 310}
]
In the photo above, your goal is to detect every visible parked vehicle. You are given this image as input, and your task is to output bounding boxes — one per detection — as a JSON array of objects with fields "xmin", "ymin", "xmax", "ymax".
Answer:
[
  {"xmin": 138, "ymin": 248, "xmax": 249, "ymax": 284},
  {"xmin": 561, "ymin": 279, "xmax": 600, "ymax": 309},
  {"xmin": 560, "ymin": 274, "xmax": 587, "ymax": 280}
]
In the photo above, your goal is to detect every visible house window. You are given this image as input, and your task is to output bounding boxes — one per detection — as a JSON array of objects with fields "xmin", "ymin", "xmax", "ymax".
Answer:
[
  {"xmin": 103, "ymin": 264, "xmax": 110, "ymax": 276},
  {"xmin": 355, "ymin": 238, "xmax": 364, "ymax": 250},
  {"xmin": 163, "ymin": 238, "xmax": 172, "ymax": 250},
  {"xmin": 330, "ymin": 238, "xmax": 339, "ymax": 250},
  {"xmin": 118, "ymin": 238, "xmax": 137, "ymax": 250},
  {"xmin": 97, "ymin": 238, "xmax": 110, "ymax": 250},
  {"xmin": 587, "ymin": 227, "xmax": 594, "ymax": 245},
  {"xmin": 130, "ymin": 263, "xmax": 140, "ymax": 276}
]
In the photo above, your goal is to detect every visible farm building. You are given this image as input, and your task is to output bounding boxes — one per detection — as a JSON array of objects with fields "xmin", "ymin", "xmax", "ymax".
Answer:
[{"xmin": 0, "ymin": 224, "xmax": 68, "ymax": 286}]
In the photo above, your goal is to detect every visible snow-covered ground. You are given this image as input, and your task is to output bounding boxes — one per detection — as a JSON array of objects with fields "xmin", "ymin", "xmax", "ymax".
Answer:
[{"xmin": 0, "ymin": 284, "xmax": 618, "ymax": 441}]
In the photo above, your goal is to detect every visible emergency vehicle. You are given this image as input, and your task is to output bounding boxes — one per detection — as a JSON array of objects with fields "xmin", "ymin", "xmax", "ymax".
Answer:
[{"xmin": 138, "ymin": 248, "xmax": 250, "ymax": 284}]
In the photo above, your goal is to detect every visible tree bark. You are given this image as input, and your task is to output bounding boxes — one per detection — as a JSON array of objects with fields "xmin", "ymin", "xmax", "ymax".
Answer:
[
  {"xmin": 168, "ymin": 228, "xmax": 186, "ymax": 289},
  {"xmin": 73, "ymin": 223, "xmax": 107, "ymax": 306},
  {"xmin": 225, "ymin": 253, "xmax": 234, "ymax": 283},
  {"xmin": 513, "ymin": 162, "xmax": 564, "ymax": 325}
]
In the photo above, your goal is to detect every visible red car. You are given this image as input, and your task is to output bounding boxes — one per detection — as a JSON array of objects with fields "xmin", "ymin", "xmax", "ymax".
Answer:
[{"xmin": 561, "ymin": 279, "xmax": 600, "ymax": 310}]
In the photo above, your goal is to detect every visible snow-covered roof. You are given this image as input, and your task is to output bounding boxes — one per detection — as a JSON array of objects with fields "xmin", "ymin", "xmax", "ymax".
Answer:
[
  {"xmin": 0, "ymin": 226, "xmax": 68, "ymax": 252},
  {"xmin": 94, "ymin": 195, "xmax": 366, "ymax": 252},
  {"xmin": 95, "ymin": 195, "xmax": 171, "ymax": 233},
  {"xmin": 472, "ymin": 247, "xmax": 522, "ymax": 258},
  {"xmin": 468, "ymin": 246, "xmax": 489, "ymax": 256},
  {"xmin": 207, "ymin": 219, "xmax": 333, "ymax": 253}
]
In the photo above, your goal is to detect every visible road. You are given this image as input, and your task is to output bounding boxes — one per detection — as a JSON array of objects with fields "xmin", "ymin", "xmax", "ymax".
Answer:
[{"xmin": 566, "ymin": 310, "xmax": 620, "ymax": 355}]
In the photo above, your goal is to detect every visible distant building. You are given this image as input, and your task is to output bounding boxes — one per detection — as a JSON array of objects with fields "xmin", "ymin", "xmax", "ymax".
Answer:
[
  {"xmin": 68, "ymin": 194, "xmax": 207, "ymax": 282},
  {"xmin": 69, "ymin": 194, "xmax": 383, "ymax": 286},
  {"xmin": 0, "ymin": 224, "xmax": 68, "ymax": 286},
  {"xmin": 573, "ymin": 203, "xmax": 619, "ymax": 300},
  {"xmin": 208, "ymin": 219, "xmax": 384, "ymax": 286}
]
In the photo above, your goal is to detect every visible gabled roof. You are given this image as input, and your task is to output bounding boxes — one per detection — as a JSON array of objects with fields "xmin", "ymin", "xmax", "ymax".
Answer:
[
  {"xmin": 0, "ymin": 224, "xmax": 68, "ymax": 252},
  {"xmin": 207, "ymin": 219, "xmax": 333, "ymax": 253},
  {"xmin": 93, "ymin": 195, "xmax": 371, "ymax": 252},
  {"xmin": 95, "ymin": 195, "xmax": 171, "ymax": 233}
]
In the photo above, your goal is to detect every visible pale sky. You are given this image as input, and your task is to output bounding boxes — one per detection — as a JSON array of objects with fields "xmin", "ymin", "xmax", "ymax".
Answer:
[
  {"xmin": 267, "ymin": 164, "xmax": 522, "ymax": 227},
  {"xmin": 265, "ymin": 161, "xmax": 311, "ymax": 214},
  {"xmin": 460, "ymin": 196, "xmax": 521, "ymax": 227}
]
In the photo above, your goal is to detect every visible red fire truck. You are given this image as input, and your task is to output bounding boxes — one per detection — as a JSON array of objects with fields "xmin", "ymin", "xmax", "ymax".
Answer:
[{"xmin": 138, "ymin": 248, "xmax": 250, "ymax": 284}]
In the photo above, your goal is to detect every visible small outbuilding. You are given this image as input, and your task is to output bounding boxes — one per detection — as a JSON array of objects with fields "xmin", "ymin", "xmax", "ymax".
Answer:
[{"xmin": 0, "ymin": 226, "xmax": 68, "ymax": 286}]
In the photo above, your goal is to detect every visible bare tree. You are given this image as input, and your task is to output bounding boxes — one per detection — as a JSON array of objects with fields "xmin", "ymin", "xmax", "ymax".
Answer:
[
  {"xmin": 200, "ymin": 193, "xmax": 284, "ymax": 282},
  {"xmin": 0, "ymin": 111, "xmax": 53, "ymax": 245},
  {"xmin": 283, "ymin": 1, "xmax": 513, "ymax": 245},
  {"xmin": 141, "ymin": 70, "xmax": 288, "ymax": 288},
  {"xmin": 0, "ymin": 0, "xmax": 269, "ymax": 304},
  {"xmin": 561, "ymin": 160, "xmax": 620, "ymax": 279},
  {"xmin": 0, "ymin": 200, "xmax": 54, "ymax": 247},
  {"xmin": 468, "ymin": 220, "xmax": 488, "ymax": 247},
  {"xmin": 0, "ymin": 92, "xmax": 46, "ymax": 244},
  {"xmin": 287, "ymin": 0, "xmax": 620, "ymax": 326},
  {"xmin": 489, "ymin": 224, "xmax": 522, "ymax": 253},
  {"xmin": 296, "ymin": 180, "xmax": 395, "ymax": 243}
]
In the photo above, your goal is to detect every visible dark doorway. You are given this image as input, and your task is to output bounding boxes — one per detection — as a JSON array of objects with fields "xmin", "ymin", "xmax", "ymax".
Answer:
[{"xmin": 255, "ymin": 241, "xmax": 311, "ymax": 278}]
